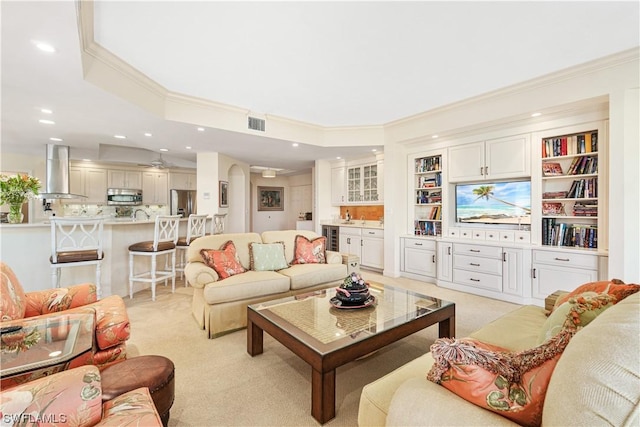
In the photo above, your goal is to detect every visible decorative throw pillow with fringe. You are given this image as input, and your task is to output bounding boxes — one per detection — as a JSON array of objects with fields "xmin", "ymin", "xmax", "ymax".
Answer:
[
  {"xmin": 427, "ymin": 329, "xmax": 575, "ymax": 427},
  {"xmin": 552, "ymin": 279, "xmax": 639, "ymax": 312},
  {"xmin": 200, "ymin": 240, "xmax": 246, "ymax": 279},
  {"xmin": 537, "ymin": 291, "xmax": 615, "ymax": 344}
]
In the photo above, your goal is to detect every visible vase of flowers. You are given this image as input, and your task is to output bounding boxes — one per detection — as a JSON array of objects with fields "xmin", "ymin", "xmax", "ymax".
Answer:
[{"xmin": 0, "ymin": 173, "xmax": 41, "ymax": 223}]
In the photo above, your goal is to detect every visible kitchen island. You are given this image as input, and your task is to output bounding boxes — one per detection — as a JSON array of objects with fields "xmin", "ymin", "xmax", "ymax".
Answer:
[{"xmin": 0, "ymin": 218, "xmax": 210, "ymax": 298}]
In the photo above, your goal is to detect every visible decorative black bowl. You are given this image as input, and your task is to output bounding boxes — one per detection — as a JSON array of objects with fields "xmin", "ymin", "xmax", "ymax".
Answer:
[{"xmin": 334, "ymin": 286, "xmax": 370, "ymax": 305}]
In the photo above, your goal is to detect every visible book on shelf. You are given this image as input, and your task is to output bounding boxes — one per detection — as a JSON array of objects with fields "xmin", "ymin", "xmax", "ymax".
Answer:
[
  {"xmin": 542, "ymin": 191, "xmax": 568, "ymax": 199},
  {"xmin": 414, "ymin": 220, "xmax": 442, "ymax": 236},
  {"xmin": 542, "ymin": 218, "xmax": 598, "ymax": 248},
  {"xmin": 573, "ymin": 201, "xmax": 598, "ymax": 216},
  {"xmin": 542, "ymin": 131, "xmax": 598, "ymax": 158},
  {"xmin": 566, "ymin": 178, "xmax": 598, "ymax": 198},
  {"xmin": 542, "ymin": 162, "xmax": 563, "ymax": 176},
  {"xmin": 542, "ymin": 202, "xmax": 565, "ymax": 215},
  {"xmin": 415, "ymin": 157, "xmax": 440, "ymax": 173}
]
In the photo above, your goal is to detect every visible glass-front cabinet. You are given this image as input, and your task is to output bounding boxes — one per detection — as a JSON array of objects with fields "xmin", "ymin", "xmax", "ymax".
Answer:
[{"xmin": 346, "ymin": 163, "xmax": 381, "ymax": 204}]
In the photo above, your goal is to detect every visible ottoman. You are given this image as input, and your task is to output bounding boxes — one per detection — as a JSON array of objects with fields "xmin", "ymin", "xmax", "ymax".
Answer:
[{"xmin": 101, "ymin": 355, "xmax": 175, "ymax": 426}]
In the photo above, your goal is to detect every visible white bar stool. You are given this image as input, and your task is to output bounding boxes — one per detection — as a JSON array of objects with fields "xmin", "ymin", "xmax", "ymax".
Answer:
[
  {"xmin": 176, "ymin": 214, "xmax": 208, "ymax": 284},
  {"xmin": 50, "ymin": 216, "xmax": 105, "ymax": 298},
  {"xmin": 212, "ymin": 213, "xmax": 227, "ymax": 235},
  {"xmin": 128, "ymin": 215, "xmax": 180, "ymax": 301}
]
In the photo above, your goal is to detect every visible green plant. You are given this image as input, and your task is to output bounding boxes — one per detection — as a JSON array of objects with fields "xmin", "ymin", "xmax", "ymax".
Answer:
[{"xmin": 0, "ymin": 173, "xmax": 41, "ymax": 205}]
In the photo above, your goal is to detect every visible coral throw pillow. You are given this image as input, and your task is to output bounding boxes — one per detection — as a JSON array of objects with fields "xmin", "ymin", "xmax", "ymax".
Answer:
[
  {"xmin": 200, "ymin": 241, "xmax": 246, "ymax": 280},
  {"xmin": 292, "ymin": 235, "xmax": 326, "ymax": 264},
  {"xmin": 427, "ymin": 329, "xmax": 574, "ymax": 427},
  {"xmin": 553, "ymin": 279, "xmax": 639, "ymax": 311}
]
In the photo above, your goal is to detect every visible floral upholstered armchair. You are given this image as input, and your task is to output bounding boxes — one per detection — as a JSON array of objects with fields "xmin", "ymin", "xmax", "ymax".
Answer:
[
  {"xmin": 1, "ymin": 262, "xmax": 130, "ymax": 387},
  {"xmin": 0, "ymin": 364, "xmax": 163, "ymax": 426}
]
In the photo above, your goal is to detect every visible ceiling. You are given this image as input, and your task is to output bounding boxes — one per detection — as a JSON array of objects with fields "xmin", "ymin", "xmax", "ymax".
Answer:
[{"xmin": 2, "ymin": 1, "xmax": 638, "ymax": 174}]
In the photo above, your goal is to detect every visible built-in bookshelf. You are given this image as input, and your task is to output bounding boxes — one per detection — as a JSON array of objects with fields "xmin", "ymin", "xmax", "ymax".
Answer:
[
  {"xmin": 540, "ymin": 130, "xmax": 599, "ymax": 249},
  {"xmin": 413, "ymin": 154, "xmax": 443, "ymax": 236}
]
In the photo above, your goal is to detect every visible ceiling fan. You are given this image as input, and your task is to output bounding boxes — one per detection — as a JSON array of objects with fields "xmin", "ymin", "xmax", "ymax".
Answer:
[{"xmin": 138, "ymin": 153, "xmax": 174, "ymax": 169}]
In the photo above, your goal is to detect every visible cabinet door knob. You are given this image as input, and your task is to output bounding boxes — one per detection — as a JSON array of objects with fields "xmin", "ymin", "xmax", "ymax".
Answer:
[
  {"xmin": 532, "ymin": 268, "xmax": 537, "ymax": 279},
  {"xmin": 447, "ymin": 247, "xmax": 451, "ymax": 255},
  {"xmin": 480, "ymin": 167, "xmax": 484, "ymax": 175},
  {"xmin": 432, "ymin": 255, "xmax": 436, "ymax": 263}
]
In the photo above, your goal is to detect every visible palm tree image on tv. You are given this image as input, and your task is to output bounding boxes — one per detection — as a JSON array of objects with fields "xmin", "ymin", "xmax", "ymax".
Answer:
[{"xmin": 456, "ymin": 181, "xmax": 531, "ymax": 224}]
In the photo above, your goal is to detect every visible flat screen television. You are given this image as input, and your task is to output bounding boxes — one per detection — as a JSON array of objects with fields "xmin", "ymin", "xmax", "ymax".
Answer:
[{"xmin": 456, "ymin": 180, "xmax": 531, "ymax": 225}]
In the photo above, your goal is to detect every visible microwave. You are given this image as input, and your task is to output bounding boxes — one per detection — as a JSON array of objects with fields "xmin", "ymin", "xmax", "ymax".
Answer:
[{"xmin": 107, "ymin": 188, "xmax": 143, "ymax": 206}]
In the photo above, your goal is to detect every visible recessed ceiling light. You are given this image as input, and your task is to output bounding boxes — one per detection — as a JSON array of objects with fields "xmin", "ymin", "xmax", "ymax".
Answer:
[
  {"xmin": 49, "ymin": 137, "xmax": 63, "ymax": 142},
  {"xmin": 114, "ymin": 135, "xmax": 126, "ymax": 139},
  {"xmin": 372, "ymin": 149, "xmax": 377, "ymax": 152},
  {"xmin": 185, "ymin": 146, "xmax": 192, "ymax": 150},
  {"xmin": 82, "ymin": 159, "xmax": 91, "ymax": 162},
  {"xmin": 197, "ymin": 127, "xmax": 205, "ymax": 132},
  {"xmin": 531, "ymin": 112, "xmax": 542, "ymax": 117},
  {"xmin": 144, "ymin": 132, "xmax": 152, "ymax": 137},
  {"xmin": 41, "ymin": 108, "xmax": 52, "ymax": 114},
  {"xmin": 432, "ymin": 135, "xmax": 439, "ymax": 139},
  {"xmin": 34, "ymin": 42, "xmax": 55, "ymax": 53},
  {"xmin": 39, "ymin": 119, "xmax": 55, "ymax": 125},
  {"xmin": 292, "ymin": 143, "xmax": 299, "ymax": 147},
  {"xmin": 336, "ymin": 157, "xmax": 341, "ymax": 160},
  {"xmin": 159, "ymin": 148, "xmax": 169, "ymax": 152}
]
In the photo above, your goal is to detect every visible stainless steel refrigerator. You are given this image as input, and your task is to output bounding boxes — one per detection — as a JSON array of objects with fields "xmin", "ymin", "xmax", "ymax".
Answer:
[{"xmin": 170, "ymin": 189, "xmax": 197, "ymax": 217}]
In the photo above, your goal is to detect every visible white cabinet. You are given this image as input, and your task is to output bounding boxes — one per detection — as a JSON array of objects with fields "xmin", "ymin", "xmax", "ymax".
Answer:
[
  {"xmin": 142, "ymin": 172, "xmax": 168, "ymax": 205},
  {"xmin": 451, "ymin": 242, "xmax": 526, "ymax": 297},
  {"xmin": 331, "ymin": 167, "xmax": 345, "ymax": 205},
  {"xmin": 531, "ymin": 249, "xmax": 598, "ymax": 299},
  {"xmin": 436, "ymin": 241, "xmax": 453, "ymax": 282},
  {"xmin": 169, "ymin": 172, "xmax": 197, "ymax": 190},
  {"xmin": 108, "ymin": 170, "xmax": 142, "ymax": 189},
  {"xmin": 69, "ymin": 167, "xmax": 107, "ymax": 204},
  {"xmin": 339, "ymin": 227, "xmax": 362, "ymax": 260},
  {"xmin": 361, "ymin": 228, "xmax": 384, "ymax": 270},
  {"xmin": 448, "ymin": 135, "xmax": 530, "ymax": 182},
  {"xmin": 345, "ymin": 162, "xmax": 382, "ymax": 205},
  {"xmin": 402, "ymin": 238, "xmax": 436, "ymax": 278}
]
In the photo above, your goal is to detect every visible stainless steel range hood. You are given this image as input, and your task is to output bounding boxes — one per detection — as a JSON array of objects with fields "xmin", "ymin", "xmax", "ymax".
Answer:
[{"xmin": 39, "ymin": 144, "xmax": 86, "ymax": 199}]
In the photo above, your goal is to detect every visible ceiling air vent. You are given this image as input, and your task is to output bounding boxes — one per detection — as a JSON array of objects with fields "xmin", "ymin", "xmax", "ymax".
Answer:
[{"xmin": 248, "ymin": 116, "xmax": 265, "ymax": 132}]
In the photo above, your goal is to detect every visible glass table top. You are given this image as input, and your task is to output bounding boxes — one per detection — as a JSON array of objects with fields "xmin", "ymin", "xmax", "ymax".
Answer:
[
  {"xmin": 1, "ymin": 313, "xmax": 94, "ymax": 377},
  {"xmin": 248, "ymin": 283, "xmax": 453, "ymax": 355}
]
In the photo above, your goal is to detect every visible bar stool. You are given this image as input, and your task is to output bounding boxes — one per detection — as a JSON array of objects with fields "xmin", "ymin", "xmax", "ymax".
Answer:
[
  {"xmin": 212, "ymin": 213, "xmax": 227, "ymax": 235},
  {"xmin": 128, "ymin": 215, "xmax": 180, "ymax": 301},
  {"xmin": 176, "ymin": 214, "xmax": 208, "ymax": 284},
  {"xmin": 50, "ymin": 216, "xmax": 105, "ymax": 298}
]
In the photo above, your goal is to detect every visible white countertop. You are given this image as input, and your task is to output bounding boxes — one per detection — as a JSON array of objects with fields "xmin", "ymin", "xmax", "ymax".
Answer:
[
  {"xmin": 320, "ymin": 220, "xmax": 384, "ymax": 230},
  {"xmin": 0, "ymin": 217, "xmax": 193, "ymax": 228}
]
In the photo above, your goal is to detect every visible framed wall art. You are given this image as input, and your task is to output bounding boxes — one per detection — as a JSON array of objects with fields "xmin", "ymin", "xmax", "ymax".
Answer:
[
  {"xmin": 219, "ymin": 181, "xmax": 228, "ymax": 208},
  {"xmin": 257, "ymin": 186, "xmax": 283, "ymax": 211}
]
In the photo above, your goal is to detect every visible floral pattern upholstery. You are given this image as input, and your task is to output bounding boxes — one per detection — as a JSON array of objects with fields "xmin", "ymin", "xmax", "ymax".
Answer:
[
  {"xmin": 0, "ymin": 365, "xmax": 162, "ymax": 427},
  {"xmin": 200, "ymin": 241, "xmax": 246, "ymax": 279},
  {"xmin": 0, "ymin": 262, "xmax": 130, "ymax": 383},
  {"xmin": 1, "ymin": 262, "xmax": 27, "ymax": 321},
  {"xmin": 291, "ymin": 235, "xmax": 327, "ymax": 264}
]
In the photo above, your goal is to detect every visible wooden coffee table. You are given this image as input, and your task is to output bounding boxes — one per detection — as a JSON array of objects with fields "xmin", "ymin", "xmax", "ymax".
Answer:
[{"xmin": 247, "ymin": 283, "xmax": 455, "ymax": 424}]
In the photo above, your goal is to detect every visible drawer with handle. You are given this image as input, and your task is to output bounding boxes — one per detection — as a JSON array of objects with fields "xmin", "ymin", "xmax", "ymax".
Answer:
[
  {"xmin": 453, "ymin": 254, "xmax": 502, "ymax": 275},
  {"xmin": 362, "ymin": 228, "xmax": 383, "ymax": 238},
  {"xmin": 453, "ymin": 269, "xmax": 503, "ymax": 292},
  {"xmin": 453, "ymin": 243, "xmax": 502, "ymax": 258},
  {"xmin": 403, "ymin": 238, "xmax": 436, "ymax": 251},
  {"xmin": 532, "ymin": 250, "xmax": 597, "ymax": 269}
]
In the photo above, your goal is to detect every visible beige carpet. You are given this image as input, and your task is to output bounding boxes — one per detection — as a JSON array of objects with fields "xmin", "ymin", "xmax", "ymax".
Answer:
[{"xmin": 124, "ymin": 273, "xmax": 520, "ymax": 426}]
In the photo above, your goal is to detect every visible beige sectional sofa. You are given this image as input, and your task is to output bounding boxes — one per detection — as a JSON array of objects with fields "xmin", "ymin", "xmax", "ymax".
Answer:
[
  {"xmin": 184, "ymin": 230, "xmax": 350, "ymax": 338},
  {"xmin": 358, "ymin": 291, "xmax": 639, "ymax": 426}
]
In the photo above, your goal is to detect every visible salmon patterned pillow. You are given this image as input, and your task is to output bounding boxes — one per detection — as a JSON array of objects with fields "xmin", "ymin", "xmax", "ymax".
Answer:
[
  {"xmin": 291, "ymin": 235, "xmax": 326, "ymax": 264},
  {"xmin": 427, "ymin": 329, "xmax": 575, "ymax": 427},
  {"xmin": 552, "ymin": 279, "xmax": 639, "ymax": 312},
  {"xmin": 200, "ymin": 241, "xmax": 246, "ymax": 279}
]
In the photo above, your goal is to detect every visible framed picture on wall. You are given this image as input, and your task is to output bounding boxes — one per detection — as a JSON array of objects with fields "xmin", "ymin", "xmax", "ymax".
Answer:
[
  {"xmin": 219, "ymin": 181, "xmax": 228, "ymax": 208},
  {"xmin": 257, "ymin": 186, "xmax": 284, "ymax": 211}
]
